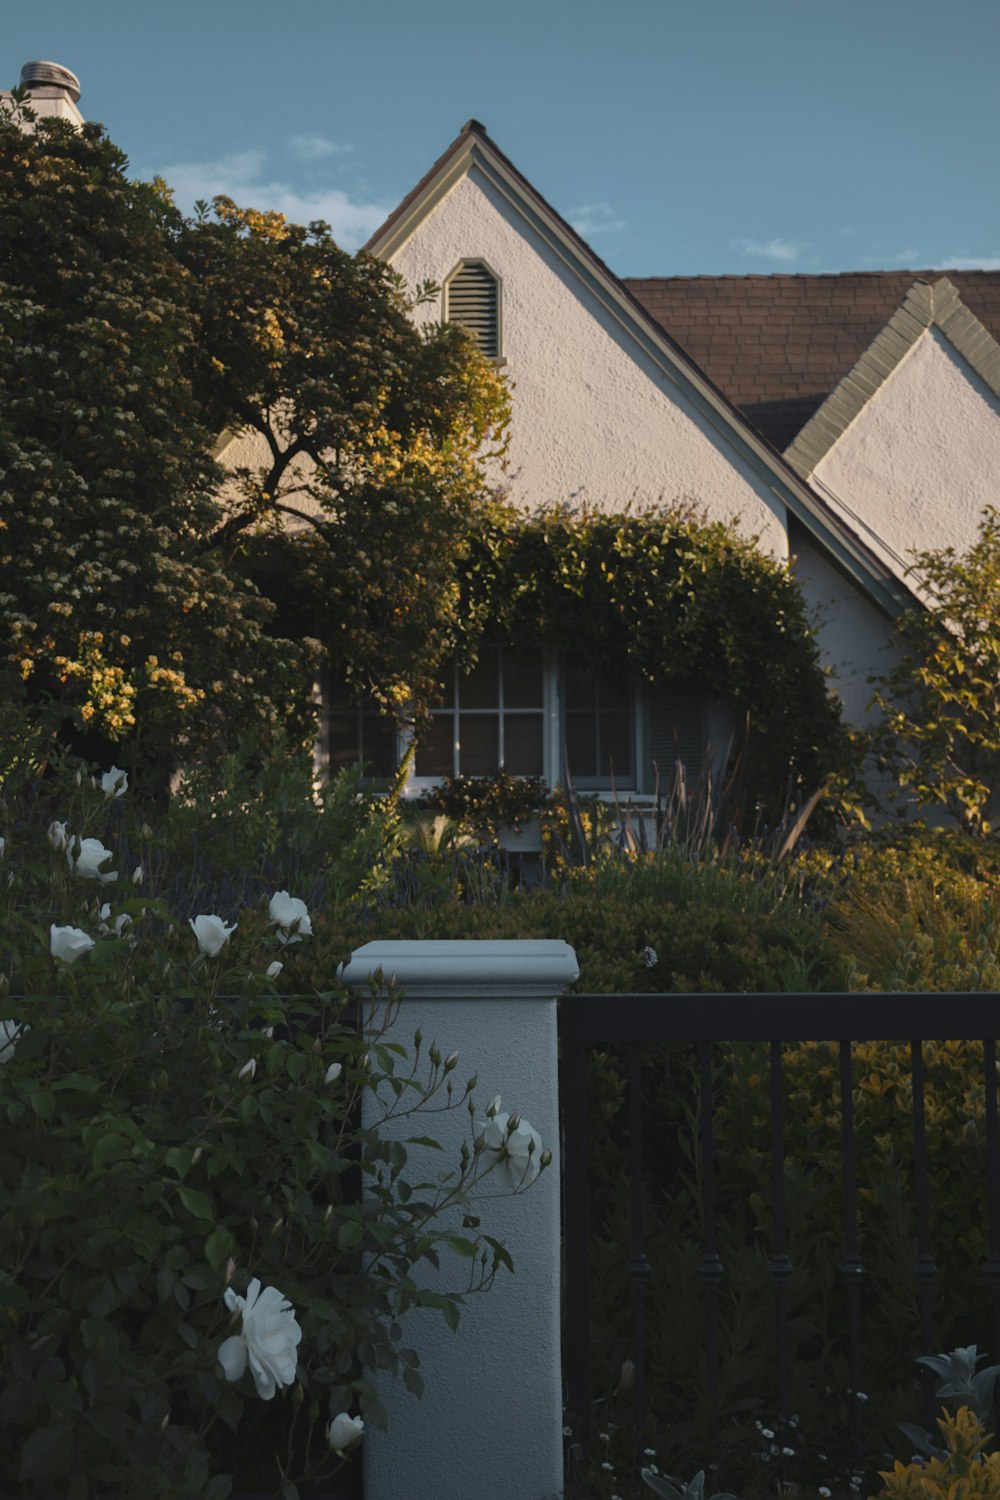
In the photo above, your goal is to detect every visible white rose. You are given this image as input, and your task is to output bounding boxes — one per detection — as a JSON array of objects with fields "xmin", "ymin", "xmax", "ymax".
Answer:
[
  {"xmin": 218, "ymin": 1279, "xmax": 301, "ymax": 1400},
  {"xmin": 265, "ymin": 960, "xmax": 283, "ymax": 979},
  {"xmin": 268, "ymin": 891, "xmax": 313, "ymax": 946},
  {"xmin": 327, "ymin": 1411, "xmax": 364, "ymax": 1453},
  {"xmin": 237, "ymin": 1058, "xmax": 256, "ymax": 1082},
  {"xmin": 324, "ymin": 1062, "xmax": 342, "ymax": 1085},
  {"xmin": 478, "ymin": 1095, "xmax": 545, "ymax": 1190},
  {"xmin": 48, "ymin": 820, "xmax": 68, "ymax": 851},
  {"xmin": 50, "ymin": 924, "xmax": 95, "ymax": 963},
  {"xmin": 0, "ymin": 1018, "xmax": 27, "ymax": 1061},
  {"xmin": 190, "ymin": 914, "xmax": 236, "ymax": 956},
  {"xmin": 100, "ymin": 766, "xmax": 128, "ymax": 798},
  {"xmin": 67, "ymin": 837, "xmax": 117, "ymax": 883}
]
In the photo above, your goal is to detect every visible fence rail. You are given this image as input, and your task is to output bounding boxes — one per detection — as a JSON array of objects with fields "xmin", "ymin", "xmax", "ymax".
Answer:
[{"xmin": 558, "ymin": 992, "xmax": 1000, "ymax": 1477}]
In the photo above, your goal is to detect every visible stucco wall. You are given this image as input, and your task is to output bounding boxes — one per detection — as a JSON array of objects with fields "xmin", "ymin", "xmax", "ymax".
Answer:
[
  {"xmin": 790, "ymin": 527, "xmax": 900, "ymax": 731},
  {"xmin": 389, "ymin": 167, "xmax": 789, "ymax": 560},
  {"xmin": 813, "ymin": 328, "xmax": 1000, "ymax": 587}
]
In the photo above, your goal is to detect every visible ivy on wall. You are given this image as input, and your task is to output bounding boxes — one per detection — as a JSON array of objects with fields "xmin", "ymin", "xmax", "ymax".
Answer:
[{"xmin": 456, "ymin": 504, "xmax": 857, "ymax": 806}]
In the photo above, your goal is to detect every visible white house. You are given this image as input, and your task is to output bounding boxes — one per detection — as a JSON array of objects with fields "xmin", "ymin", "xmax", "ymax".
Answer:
[
  {"xmin": 320, "ymin": 119, "xmax": 997, "ymax": 795},
  {"xmin": 15, "ymin": 64, "xmax": 998, "ymax": 800}
]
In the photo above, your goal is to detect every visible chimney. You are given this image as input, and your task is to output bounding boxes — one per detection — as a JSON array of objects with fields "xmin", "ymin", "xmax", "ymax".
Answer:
[{"xmin": 7, "ymin": 60, "xmax": 84, "ymax": 126}]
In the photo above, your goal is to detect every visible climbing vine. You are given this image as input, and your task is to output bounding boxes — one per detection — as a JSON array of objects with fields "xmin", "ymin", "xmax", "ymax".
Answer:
[{"xmin": 454, "ymin": 503, "xmax": 857, "ymax": 808}]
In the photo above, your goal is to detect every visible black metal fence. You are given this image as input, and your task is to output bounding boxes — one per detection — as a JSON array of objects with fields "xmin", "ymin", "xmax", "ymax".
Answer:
[{"xmin": 559, "ymin": 992, "xmax": 1000, "ymax": 1479}]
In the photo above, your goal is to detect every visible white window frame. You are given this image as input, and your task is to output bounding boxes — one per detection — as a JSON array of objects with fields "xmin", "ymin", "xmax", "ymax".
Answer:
[{"xmin": 403, "ymin": 646, "xmax": 552, "ymax": 793}]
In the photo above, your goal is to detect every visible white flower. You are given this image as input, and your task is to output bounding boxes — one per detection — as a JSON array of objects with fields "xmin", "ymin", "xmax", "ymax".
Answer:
[
  {"xmin": 131, "ymin": 864, "xmax": 143, "ymax": 885},
  {"xmin": 0, "ymin": 1018, "xmax": 27, "ymax": 1061},
  {"xmin": 50, "ymin": 924, "xmax": 95, "ymax": 963},
  {"xmin": 265, "ymin": 960, "xmax": 283, "ymax": 979},
  {"xmin": 48, "ymin": 820, "xmax": 68, "ymax": 851},
  {"xmin": 190, "ymin": 914, "xmax": 236, "ymax": 956},
  {"xmin": 642, "ymin": 945, "xmax": 658, "ymax": 968},
  {"xmin": 67, "ymin": 836, "xmax": 117, "ymax": 883},
  {"xmin": 217, "ymin": 1279, "xmax": 301, "ymax": 1400},
  {"xmin": 98, "ymin": 903, "xmax": 132, "ymax": 938},
  {"xmin": 237, "ymin": 1058, "xmax": 256, "ymax": 1082},
  {"xmin": 327, "ymin": 1412, "xmax": 364, "ymax": 1453},
  {"xmin": 100, "ymin": 766, "xmax": 128, "ymax": 798},
  {"xmin": 324, "ymin": 1062, "xmax": 342, "ymax": 1084},
  {"xmin": 478, "ymin": 1096, "xmax": 545, "ymax": 1189},
  {"xmin": 0, "ymin": 836, "xmax": 5, "ymax": 857},
  {"xmin": 268, "ymin": 891, "xmax": 312, "ymax": 945}
]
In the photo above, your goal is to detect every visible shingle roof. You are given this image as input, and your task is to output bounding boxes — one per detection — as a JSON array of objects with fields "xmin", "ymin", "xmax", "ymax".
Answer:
[{"xmin": 624, "ymin": 271, "xmax": 1000, "ymax": 453}]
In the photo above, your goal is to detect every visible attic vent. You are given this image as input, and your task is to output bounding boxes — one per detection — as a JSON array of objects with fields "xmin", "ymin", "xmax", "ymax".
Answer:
[{"xmin": 445, "ymin": 260, "xmax": 500, "ymax": 359}]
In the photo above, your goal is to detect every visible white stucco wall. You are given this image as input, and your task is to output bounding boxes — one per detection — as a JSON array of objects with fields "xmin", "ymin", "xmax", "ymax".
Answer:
[
  {"xmin": 389, "ymin": 167, "xmax": 789, "ymax": 560},
  {"xmin": 791, "ymin": 529, "xmax": 900, "ymax": 731},
  {"xmin": 813, "ymin": 328, "xmax": 1000, "ymax": 588}
]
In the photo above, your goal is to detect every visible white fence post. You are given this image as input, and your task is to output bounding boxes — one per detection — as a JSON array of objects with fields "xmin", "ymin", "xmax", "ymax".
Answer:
[{"xmin": 339, "ymin": 938, "xmax": 579, "ymax": 1500}]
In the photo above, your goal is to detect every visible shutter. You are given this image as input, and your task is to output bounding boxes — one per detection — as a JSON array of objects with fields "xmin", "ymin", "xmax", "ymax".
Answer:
[
  {"xmin": 446, "ymin": 262, "xmax": 499, "ymax": 358},
  {"xmin": 647, "ymin": 684, "xmax": 705, "ymax": 787}
]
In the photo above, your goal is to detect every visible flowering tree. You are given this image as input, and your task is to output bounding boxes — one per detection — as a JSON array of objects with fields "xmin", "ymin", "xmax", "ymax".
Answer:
[
  {"xmin": 0, "ymin": 96, "xmax": 320, "ymax": 793},
  {"xmin": 178, "ymin": 199, "xmax": 511, "ymax": 723},
  {"xmin": 0, "ymin": 96, "xmax": 510, "ymax": 790}
]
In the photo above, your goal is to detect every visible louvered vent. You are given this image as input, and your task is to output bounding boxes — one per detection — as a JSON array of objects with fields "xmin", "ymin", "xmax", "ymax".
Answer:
[{"xmin": 445, "ymin": 261, "xmax": 499, "ymax": 358}]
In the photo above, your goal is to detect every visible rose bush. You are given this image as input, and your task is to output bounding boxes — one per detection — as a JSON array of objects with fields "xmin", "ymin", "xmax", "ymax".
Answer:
[{"xmin": 0, "ymin": 748, "xmax": 549, "ymax": 1499}]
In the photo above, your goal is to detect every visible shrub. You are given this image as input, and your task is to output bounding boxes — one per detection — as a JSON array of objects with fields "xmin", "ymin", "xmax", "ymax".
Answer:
[{"xmin": 0, "ymin": 751, "xmax": 548, "ymax": 1499}]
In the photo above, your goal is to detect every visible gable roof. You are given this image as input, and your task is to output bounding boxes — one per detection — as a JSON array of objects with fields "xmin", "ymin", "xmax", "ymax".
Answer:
[
  {"xmin": 367, "ymin": 124, "xmax": 910, "ymax": 618},
  {"xmin": 783, "ymin": 276, "xmax": 1000, "ymax": 478},
  {"xmin": 624, "ymin": 270, "xmax": 1000, "ymax": 454}
]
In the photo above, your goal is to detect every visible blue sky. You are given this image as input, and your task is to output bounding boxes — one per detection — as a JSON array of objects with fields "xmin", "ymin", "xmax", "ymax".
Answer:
[{"xmin": 5, "ymin": 0, "xmax": 999, "ymax": 276}]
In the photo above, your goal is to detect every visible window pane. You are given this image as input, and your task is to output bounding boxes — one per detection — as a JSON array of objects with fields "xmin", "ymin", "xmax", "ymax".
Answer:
[
  {"xmin": 363, "ymin": 713, "xmax": 396, "ymax": 779},
  {"xmin": 503, "ymin": 714, "xmax": 544, "ymax": 775},
  {"xmin": 459, "ymin": 714, "xmax": 499, "ymax": 775},
  {"xmin": 415, "ymin": 716, "xmax": 455, "ymax": 777},
  {"xmin": 565, "ymin": 657, "xmax": 596, "ymax": 712},
  {"xmin": 328, "ymin": 713, "xmax": 363, "ymax": 776},
  {"xmin": 565, "ymin": 712, "xmax": 597, "ymax": 779},
  {"xmin": 600, "ymin": 712, "xmax": 633, "ymax": 781},
  {"xmin": 460, "ymin": 653, "xmax": 498, "ymax": 710},
  {"xmin": 599, "ymin": 670, "xmax": 630, "ymax": 711},
  {"xmin": 503, "ymin": 649, "xmax": 543, "ymax": 708}
]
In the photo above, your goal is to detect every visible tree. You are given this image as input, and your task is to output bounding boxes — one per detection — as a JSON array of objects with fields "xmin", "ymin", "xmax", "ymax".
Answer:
[
  {"xmin": 871, "ymin": 506, "xmax": 1000, "ymax": 837},
  {"xmin": 0, "ymin": 100, "xmax": 510, "ymax": 792},
  {"xmin": 177, "ymin": 199, "xmax": 511, "ymax": 721},
  {"xmin": 0, "ymin": 96, "xmax": 319, "ymax": 790}
]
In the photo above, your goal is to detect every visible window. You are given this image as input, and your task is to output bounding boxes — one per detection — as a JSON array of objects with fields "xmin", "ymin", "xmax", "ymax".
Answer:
[
  {"xmin": 563, "ymin": 657, "xmax": 712, "ymax": 793},
  {"xmin": 444, "ymin": 260, "xmax": 501, "ymax": 360},
  {"xmin": 318, "ymin": 673, "xmax": 397, "ymax": 783},
  {"xmin": 563, "ymin": 655, "xmax": 634, "ymax": 787},
  {"xmin": 414, "ymin": 648, "xmax": 545, "ymax": 779}
]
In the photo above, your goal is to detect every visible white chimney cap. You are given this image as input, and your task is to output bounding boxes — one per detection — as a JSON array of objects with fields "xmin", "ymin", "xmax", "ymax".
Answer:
[{"xmin": 20, "ymin": 61, "xmax": 81, "ymax": 103}]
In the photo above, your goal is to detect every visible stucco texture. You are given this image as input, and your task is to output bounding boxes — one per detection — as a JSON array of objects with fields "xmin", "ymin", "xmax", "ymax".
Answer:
[
  {"xmin": 814, "ymin": 328, "xmax": 1000, "ymax": 589},
  {"xmin": 390, "ymin": 168, "xmax": 789, "ymax": 560}
]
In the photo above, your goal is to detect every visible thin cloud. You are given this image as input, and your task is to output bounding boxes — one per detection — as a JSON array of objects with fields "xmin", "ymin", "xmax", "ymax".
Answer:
[
  {"xmin": 569, "ymin": 201, "xmax": 626, "ymax": 236},
  {"xmin": 733, "ymin": 236, "xmax": 803, "ymax": 265},
  {"xmin": 941, "ymin": 254, "xmax": 1000, "ymax": 271},
  {"xmin": 289, "ymin": 133, "xmax": 354, "ymax": 161},
  {"xmin": 152, "ymin": 150, "xmax": 389, "ymax": 249}
]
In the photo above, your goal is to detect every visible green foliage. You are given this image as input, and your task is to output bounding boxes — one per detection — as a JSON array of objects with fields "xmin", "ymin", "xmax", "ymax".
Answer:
[
  {"xmin": 870, "ymin": 506, "xmax": 1000, "ymax": 838},
  {"xmin": 641, "ymin": 1468, "xmax": 737, "ymax": 1500},
  {"xmin": 825, "ymin": 833, "xmax": 1000, "ymax": 992},
  {"xmin": 877, "ymin": 1408, "xmax": 1000, "ymax": 1500},
  {"xmin": 419, "ymin": 770, "xmax": 549, "ymax": 843},
  {"xmin": 0, "ymin": 752, "xmax": 543, "ymax": 1498},
  {"xmin": 458, "ymin": 504, "xmax": 857, "ymax": 813},
  {"xmin": 0, "ymin": 99, "xmax": 318, "ymax": 793},
  {"xmin": 177, "ymin": 198, "xmax": 511, "ymax": 722}
]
